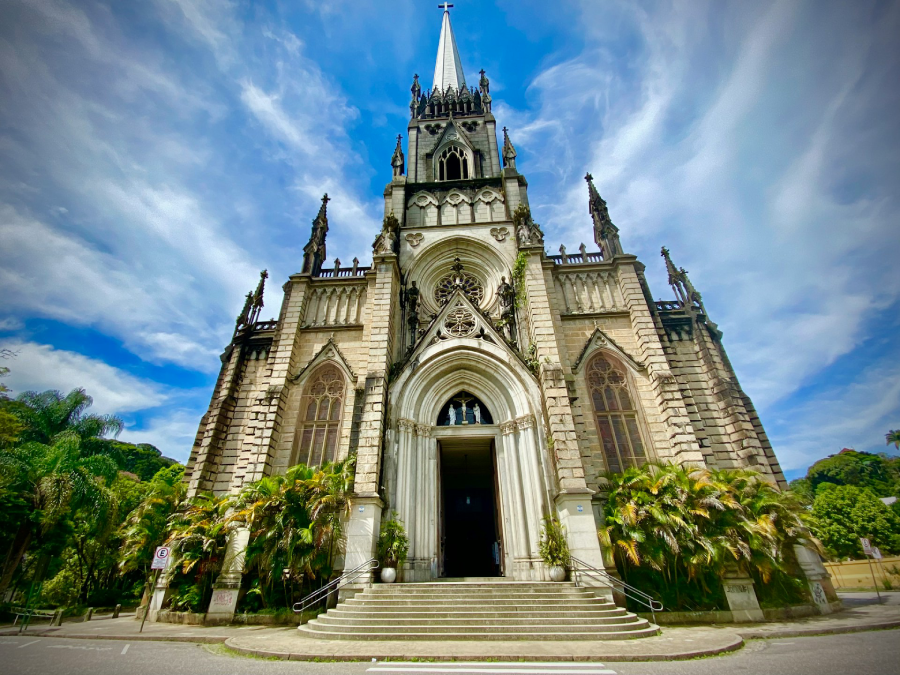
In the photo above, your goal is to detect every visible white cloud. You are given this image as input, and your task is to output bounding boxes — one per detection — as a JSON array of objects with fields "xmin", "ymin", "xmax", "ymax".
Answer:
[
  {"xmin": 0, "ymin": 340, "xmax": 167, "ymax": 414},
  {"xmin": 119, "ymin": 408, "xmax": 201, "ymax": 463},
  {"xmin": 768, "ymin": 363, "xmax": 900, "ymax": 473}
]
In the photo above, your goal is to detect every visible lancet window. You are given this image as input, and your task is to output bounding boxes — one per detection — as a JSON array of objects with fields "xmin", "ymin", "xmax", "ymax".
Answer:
[
  {"xmin": 437, "ymin": 391, "xmax": 493, "ymax": 426},
  {"xmin": 437, "ymin": 145, "xmax": 470, "ymax": 181},
  {"xmin": 586, "ymin": 355, "xmax": 646, "ymax": 473},
  {"xmin": 294, "ymin": 364, "xmax": 345, "ymax": 466}
]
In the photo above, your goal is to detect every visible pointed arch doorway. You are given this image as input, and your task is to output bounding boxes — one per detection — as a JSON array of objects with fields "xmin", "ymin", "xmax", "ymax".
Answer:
[{"xmin": 436, "ymin": 391, "xmax": 502, "ymax": 578}]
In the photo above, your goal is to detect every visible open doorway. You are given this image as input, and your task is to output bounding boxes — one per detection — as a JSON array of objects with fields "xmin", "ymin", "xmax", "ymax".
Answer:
[{"xmin": 439, "ymin": 437, "xmax": 501, "ymax": 578}]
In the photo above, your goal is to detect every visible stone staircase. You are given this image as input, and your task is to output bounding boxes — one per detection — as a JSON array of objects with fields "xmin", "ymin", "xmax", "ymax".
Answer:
[{"xmin": 298, "ymin": 580, "xmax": 659, "ymax": 640}]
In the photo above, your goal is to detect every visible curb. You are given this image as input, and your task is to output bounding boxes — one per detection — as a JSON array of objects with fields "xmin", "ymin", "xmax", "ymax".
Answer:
[
  {"xmin": 740, "ymin": 619, "xmax": 900, "ymax": 640},
  {"xmin": 0, "ymin": 629, "xmax": 228, "ymax": 644},
  {"xmin": 221, "ymin": 635, "xmax": 745, "ymax": 663}
]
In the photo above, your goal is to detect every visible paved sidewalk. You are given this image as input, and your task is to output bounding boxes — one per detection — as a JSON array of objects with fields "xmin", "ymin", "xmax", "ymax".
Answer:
[{"xmin": 2, "ymin": 592, "xmax": 897, "ymax": 662}]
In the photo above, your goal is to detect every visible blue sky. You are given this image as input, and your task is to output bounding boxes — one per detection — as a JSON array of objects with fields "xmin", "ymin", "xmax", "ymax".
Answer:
[{"xmin": 1, "ymin": 0, "xmax": 898, "ymax": 480}]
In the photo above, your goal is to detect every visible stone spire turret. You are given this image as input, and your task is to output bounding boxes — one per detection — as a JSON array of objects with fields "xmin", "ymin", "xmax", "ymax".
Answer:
[
  {"xmin": 502, "ymin": 127, "xmax": 517, "ymax": 170},
  {"xmin": 391, "ymin": 134, "xmax": 405, "ymax": 178},
  {"xmin": 433, "ymin": 3, "xmax": 466, "ymax": 93},
  {"xmin": 301, "ymin": 194, "xmax": 330, "ymax": 276},
  {"xmin": 585, "ymin": 173, "xmax": 623, "ymax": 259},
  {"xmin": 661, "ymin": 247, "xmax": 719, "ymax": 335}
]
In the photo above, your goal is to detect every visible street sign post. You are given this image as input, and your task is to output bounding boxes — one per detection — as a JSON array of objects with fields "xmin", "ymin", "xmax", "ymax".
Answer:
[
  {"xmin": 141, "ymin": 546, "xmax": 172, "ymax": 632},
  {"xmin": 860, "ymin": 537, "xmax": 882, "ymax": 604}
]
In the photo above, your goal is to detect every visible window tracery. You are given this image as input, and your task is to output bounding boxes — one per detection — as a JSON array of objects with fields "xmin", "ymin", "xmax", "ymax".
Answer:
[
  {"xmin": 437, "ymin": 145, "xmax": 470, "ymax": 181},
  {"xmin": 294, "ymin": 364, "xmax": 345, "ymax": 467},
  {"xmin": 443, "ymin": 304, "xmax": 477, "ymax": 337},
  {"xmin": 434, "ymin": 272, "xmax": 483, "ymax": 307},
  {"xmin": 586, "ymin": 355, "xmax": 646, "ymax": 473}
]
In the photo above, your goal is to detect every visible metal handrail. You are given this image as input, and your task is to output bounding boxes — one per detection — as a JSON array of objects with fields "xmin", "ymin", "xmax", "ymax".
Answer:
[
  {"xmin": 292, "ymin": 558, "xmax": 379, "ymax": 621},
  {"xmin": 569, "ymin": 556, "xmax": 663, "ymax": 623}
]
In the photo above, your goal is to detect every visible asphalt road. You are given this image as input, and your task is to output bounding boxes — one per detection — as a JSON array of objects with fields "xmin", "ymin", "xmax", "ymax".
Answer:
[{"xmin": 0, "ymin": 629, "xmax": 897, "ymax": 675}]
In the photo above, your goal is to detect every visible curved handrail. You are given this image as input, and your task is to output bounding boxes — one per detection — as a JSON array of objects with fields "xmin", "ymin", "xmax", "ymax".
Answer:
[
  {"xmin": 569, "ymin": 556, "xmax": 663, "ymax": 622},
  {"xmin": 292, "ymin": 558, "xmax": 379, "ymax": 621}
]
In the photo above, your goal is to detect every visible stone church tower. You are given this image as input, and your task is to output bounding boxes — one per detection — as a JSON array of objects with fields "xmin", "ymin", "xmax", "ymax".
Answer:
[{"xmin": 182, "ymin": 7, "xmax": 785, "ymax": 620}]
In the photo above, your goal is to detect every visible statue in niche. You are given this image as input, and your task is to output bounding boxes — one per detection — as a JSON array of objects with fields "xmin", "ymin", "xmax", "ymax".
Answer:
[
  {"xmin": 405, "ymin": 281, "xmax": 420, "ymax": 315},
  {"xmin": 473, "ymin": 402, "xmax": 481, "ymax": 424},
  {"xmin": 448, "ymin": 405, "xmax": 457, "ymax": 425}
]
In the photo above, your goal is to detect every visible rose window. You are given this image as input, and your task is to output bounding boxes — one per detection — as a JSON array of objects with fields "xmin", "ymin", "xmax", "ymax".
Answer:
[
  {"xmin": 434, "ymin": 272, "xmax": 484, "ymax": 307},
  {"xmin": 443, "ymin": 305, "xmax": 477, "ymax": 337}
]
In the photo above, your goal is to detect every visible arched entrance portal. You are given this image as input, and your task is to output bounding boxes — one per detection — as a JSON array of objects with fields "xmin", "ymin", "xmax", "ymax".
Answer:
[
  {"xmin": 387, "ymin": 342, "xmax": 552, "ymax": 582},
  {"xmin": 436, "ymin": 392, "xmax": 500, "ymax": 577}
]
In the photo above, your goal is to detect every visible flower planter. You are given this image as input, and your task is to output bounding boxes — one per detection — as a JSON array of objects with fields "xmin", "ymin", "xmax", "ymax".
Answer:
[
  {"xmin": 380, "ymin": 567, "xmax": 397, "ymax": 583},
  {"xmin": 548, "ymin": 565, "xmax": 566, "ymax": 582}
]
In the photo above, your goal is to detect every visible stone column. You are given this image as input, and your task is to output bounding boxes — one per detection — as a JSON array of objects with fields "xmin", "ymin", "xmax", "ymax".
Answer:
[
  {"xmin": 794, "ymin": 543, "xmax": 841, "ymax": 614},
  {"xmin": 496, "ymin": 425, "xmax": 522, "ymax": 575},
  {"xmin": 722, "ymin": 566, "xmax": 765, "ymax": 622},
  {"xmin": 205, "ymin": 525, "xmax": 250, "ymax": 625},
  {"xmin": 342, "ymin": 254, "xmax": 399, "ymax": 591},
  {"xmin": 515, "ymin": 415, "xmax": 544, "ymax": 564}
]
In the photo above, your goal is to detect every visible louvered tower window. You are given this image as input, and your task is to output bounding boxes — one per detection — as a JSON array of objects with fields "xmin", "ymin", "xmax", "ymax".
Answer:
[
  {"xmin": 587, "ymin": 355, "xmax": 646, "ymax": 473},
  {"xmin": 295, "ymin": 364, "xmax": 345, "ymax": 467}
]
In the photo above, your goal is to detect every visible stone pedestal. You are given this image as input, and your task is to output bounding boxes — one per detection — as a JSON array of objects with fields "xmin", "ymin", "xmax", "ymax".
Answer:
[
  {"xmin": 205, "ymin": 525, "xmax": 250, "ymax": 625},
  {"xmin": 794, "ymin": 543, "xmax": 841, "ymax": 614},
  {"xmin": 147, "ymin": 571, "xmax": 173, "ymax": 622},
  {"xmin": 555, "ymin": 492, "xmax": 613, "ymax": 602},
  {"xmin": 339, "ymin": 496, "xmax": 384, "ymax": 601},
  {"xmin": 722, "ymin": 569, "xmax": 765, "ymax": 622}
]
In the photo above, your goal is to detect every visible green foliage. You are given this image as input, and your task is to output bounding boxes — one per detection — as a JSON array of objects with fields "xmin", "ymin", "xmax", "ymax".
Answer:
[
  {"xmin": 809, "ymin": 484, "xmax": 900, "ymax": 559},
  {"xmin": 886, "ymin": 430, "xmax": 900, "ymax": 450},
  {"xmin": 231, "ymin": 458, "xmax": 355, "ymax": 611},
  {"xmin": 600, "ymin": 462, "xmax": 812, "ymax": 611},
  {"xmin": 538, "ymin": 516, "xmax": 570, "ymax": 567},
  {"xmin": 104, "ymin": 441, "xmax": 176, "ymax": 482},
  {"xmin": 511, "ymin": 251, "xmax": 528, "ymax": 309},
  {"xmin": 377, "ymin": 512, "xmax": 409, "ymax": 568},
  {"xmin": 806, "ymin": 450, "xmax": 899, "ymax": 497}
]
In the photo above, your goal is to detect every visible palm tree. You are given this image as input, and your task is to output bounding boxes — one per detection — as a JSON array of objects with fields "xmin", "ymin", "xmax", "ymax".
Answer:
[
  {"xmin": 0, "ymin": 389, "xmax": 122, "ymax": 597},
  {"xmin": 886, "ymin": 430, "xmax": 900, "ymax": 450},
  {"xmin": 164, "ymin": 492, "xmax": 230, "ymax": 611}
]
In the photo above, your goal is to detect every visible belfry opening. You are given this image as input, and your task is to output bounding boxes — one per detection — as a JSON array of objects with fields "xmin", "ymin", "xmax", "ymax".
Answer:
[{"xmin": 436, "ymin": 392, "xmax": 501, "ymax": 578}]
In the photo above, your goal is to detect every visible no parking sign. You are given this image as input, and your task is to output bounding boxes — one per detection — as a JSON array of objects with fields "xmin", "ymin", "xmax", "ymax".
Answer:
[{"xmin": 151, "ymin": 546, "xmax": 171, "ymax": 570}]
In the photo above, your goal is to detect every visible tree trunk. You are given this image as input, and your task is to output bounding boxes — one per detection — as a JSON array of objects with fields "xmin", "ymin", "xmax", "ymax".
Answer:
[{"xmin": 0, "ymin": 522, "xmax": 32, "ymax": 598}]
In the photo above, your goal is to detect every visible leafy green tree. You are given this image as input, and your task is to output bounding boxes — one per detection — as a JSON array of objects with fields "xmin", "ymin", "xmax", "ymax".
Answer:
[
  {"xmin": 809, "ymin": 484, "xmax": 900, "ymax": 559},
  {"xmin": 806, "ymin": 450, "xmax": 898, "ymax": 497},
  {"xmin": 104, "ymin": 441, "xmax": 176, "ymax": 482},
  {"xmin": 0, "ymin": 389, "xmax": 122, "ymax": 597}
]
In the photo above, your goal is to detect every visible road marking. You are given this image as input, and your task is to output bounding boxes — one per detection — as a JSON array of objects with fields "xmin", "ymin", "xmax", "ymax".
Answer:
[
  {"xmin": 366, "ymin": 666, "xmax": 617, "ymax": 675},
  {"xmin": 121, "ymin": 643, "xmax": 130, "ymax": 655},
  {"xmin": 17, "ymin": 640, "xmax": 39, "ymax": 649}
]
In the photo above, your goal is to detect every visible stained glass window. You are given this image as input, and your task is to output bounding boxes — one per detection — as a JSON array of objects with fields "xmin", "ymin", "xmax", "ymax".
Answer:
[
  {"xmin": 295, "ymin": 364, "xmax": 345, "ymax": 467},
  {"xmin": 586, "ymin": 355, "xmax": 646, "ymax": 473}
]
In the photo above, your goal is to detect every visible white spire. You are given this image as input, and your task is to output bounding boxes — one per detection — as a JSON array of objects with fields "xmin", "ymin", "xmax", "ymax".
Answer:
[{"xmin": 433, "ymin": 5, "xmax": 466, "ymax": 92}]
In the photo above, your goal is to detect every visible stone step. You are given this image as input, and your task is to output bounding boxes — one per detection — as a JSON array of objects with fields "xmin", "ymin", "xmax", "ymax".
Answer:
[
  {"xmin": 326, "ymin": 609, "xmax": 629, "ymax": 620},
  {"xmin": 367, "ymin": 582, "xmax": 578, "ymax": 590},
  {"xmin": 364, "ymin": 589, "xmax": 591, "ymax": 597},
  {"xmin": 315, "ymin": 614, "xmax": 641, "ymax": 627},
  {"xmin": 297, "ymin": 624, "xmax": 661, "ymax": 641},
  {"xmin": 344, "ymin": 598, "xmax": 613, "ymax": 607},
  {"xmin": 306, "ymin": 618, "xmax": 650, "ymax": 634}
]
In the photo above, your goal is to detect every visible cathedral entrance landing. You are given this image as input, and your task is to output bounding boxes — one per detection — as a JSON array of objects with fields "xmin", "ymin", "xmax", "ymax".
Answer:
[{"xmin": 439, "ymin": 436, "xmax": 501, "ymax": 578}]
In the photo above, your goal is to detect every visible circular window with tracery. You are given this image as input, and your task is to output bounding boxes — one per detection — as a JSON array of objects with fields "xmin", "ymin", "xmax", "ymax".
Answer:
[
  {"xmin": 443, "ymin": 305, "xmax": 477, "ymax": 337},
  {"xmin": 434, "ymin": 272, "xmax": 484, "ymax": 307}
]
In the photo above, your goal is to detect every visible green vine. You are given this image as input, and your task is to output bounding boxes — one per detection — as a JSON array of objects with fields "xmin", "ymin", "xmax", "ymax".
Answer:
[
  {"xmin": 511, "ymin": 251, "xmax": 528, "ymax": 309},
  {"xmin": 524, "ymin": 342, "xmax": 540, "ymax": 374}
]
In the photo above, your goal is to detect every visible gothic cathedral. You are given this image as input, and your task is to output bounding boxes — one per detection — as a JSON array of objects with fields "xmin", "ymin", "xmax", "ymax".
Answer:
[{"xmin": 183, "ymin": 8, "xmax": 785, "ymax": 617}]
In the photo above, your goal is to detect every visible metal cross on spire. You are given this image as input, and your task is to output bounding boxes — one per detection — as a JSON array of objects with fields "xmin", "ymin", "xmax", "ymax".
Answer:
[{"xmin": 438, "ymin": 2, "xmax": 453, "ymax": 12}]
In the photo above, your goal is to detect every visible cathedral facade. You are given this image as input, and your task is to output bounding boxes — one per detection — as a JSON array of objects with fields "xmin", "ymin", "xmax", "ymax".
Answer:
[{"xmin": 183, "ymin": 8, "xmax": 785, "ymax": 617}]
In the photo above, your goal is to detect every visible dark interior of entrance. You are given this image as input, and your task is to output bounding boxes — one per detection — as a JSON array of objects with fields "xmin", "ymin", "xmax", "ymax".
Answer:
[{"xmin": 440, "ymin": 438, "xmax": 500, "ymax": 578}]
